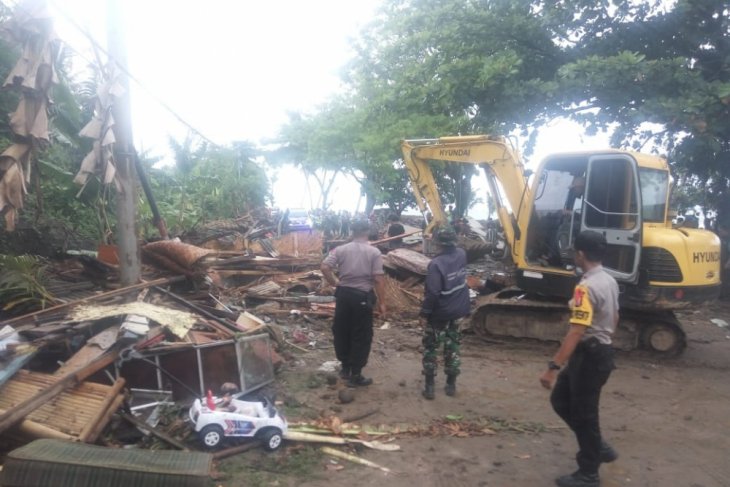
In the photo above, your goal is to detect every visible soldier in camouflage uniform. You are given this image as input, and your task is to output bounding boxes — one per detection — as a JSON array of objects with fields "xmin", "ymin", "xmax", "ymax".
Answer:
[{"xmin": 420, "ymin": 225, "xmax": 470, "ymax": 399}]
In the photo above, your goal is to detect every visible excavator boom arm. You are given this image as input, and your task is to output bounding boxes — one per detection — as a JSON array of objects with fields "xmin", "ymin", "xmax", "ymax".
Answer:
[{"xmin": 401, "ymin": 135, "xmax": 529, "ymax": 252}]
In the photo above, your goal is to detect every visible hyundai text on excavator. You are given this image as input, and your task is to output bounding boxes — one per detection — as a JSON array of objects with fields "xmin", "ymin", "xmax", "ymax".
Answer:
[{"xmin": 401, "ymin": 135, "xmax": 721, "ymax": 355}]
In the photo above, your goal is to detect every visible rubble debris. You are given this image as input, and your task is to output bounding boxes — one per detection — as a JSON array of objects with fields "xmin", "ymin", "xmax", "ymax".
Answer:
[
  {"xmin": 68, "ymin": 302, "xmax": 198, "ymax": 339},
  {"xmin": 2, "ymin": 276, "xmax": 185, "ymax": 328},
  {"xmin": 384, "ymin": 248, "xmax": 431, "ymax": 275},
  {"xmin": 119, "ymin": 411, "xmax": 189, "ymax": 451},
  {"xmin": 235, "ymin": 311, "xmax": 265, "ymax": 333},
  {"xmin": 0, "ymin": 351, "xmax": 120, "ymax": 436},
  {"xmin": 246, "ymin": 280, "xmax": 284, "ymax": 296},
  {"xmin": 0, "ymin": 211, "xmax": 445, "ymax": 459},
  {"xmin": 142, "ymin": 240, "xmax": 213, "ymax": 275},
  {"xmin": 53, "ymin": 328, "xmax": 118, "ymax": 377},
  {"xmin": 186, "ymin": 216, "xmax": 254, "ymax": 248}
]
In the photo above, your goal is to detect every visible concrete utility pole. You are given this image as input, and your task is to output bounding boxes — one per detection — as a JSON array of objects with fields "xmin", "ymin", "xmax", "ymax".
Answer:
[{"xmin": 107, "ymin": 0, "xmax": 140, "ymax": 285}]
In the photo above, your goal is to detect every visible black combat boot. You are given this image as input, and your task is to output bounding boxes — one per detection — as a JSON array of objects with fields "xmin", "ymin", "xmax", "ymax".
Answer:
[
  {"xmin": 555, "ymin": 470, "xmax": 599, "ymax": 487},
  {"xmin": 347, "ymin": 368, "xmax": 373, "ymax": 387},
  {"xmin": 445, "ymin": 374, "xmax": 457, "ymax": 396},
  {"xmin": 600, "ymin": 439, "xmax": 618, "ymax": 463},
  {"xmin": 339, "ymin": 366, "xmax": 351, "ymax": 380},
  {"xmin": 422, "ymin": 374, "xmax": 435, "ymax": 400}
]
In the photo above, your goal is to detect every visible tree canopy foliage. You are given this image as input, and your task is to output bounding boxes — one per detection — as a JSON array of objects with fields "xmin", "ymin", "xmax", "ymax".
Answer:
[{"xmin": 278, "ymin": 0, "xmax": 730, "ymax": 218}]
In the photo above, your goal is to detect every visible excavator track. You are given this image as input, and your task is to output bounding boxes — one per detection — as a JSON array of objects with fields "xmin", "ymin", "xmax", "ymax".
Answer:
[{"xmin": 471, "ymin": 288, "xmax": 686, "ymax": 355}]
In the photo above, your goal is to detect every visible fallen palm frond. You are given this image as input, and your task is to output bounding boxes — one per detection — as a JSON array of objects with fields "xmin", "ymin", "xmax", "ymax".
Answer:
[
  {"xmin": 0, "ymin": 254, "xmax": 56, "ymax": 313},
  {"xmin": 289, "ymin": 415, "xmax": 549, "ymax": 440}
]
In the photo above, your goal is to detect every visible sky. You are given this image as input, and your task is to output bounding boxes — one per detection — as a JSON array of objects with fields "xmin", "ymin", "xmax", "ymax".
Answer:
[
  {"xmin": 43, "ymin": 0, "xmax": 612, "ymax": 217},
  {"xmin": 45, "ymin": 0, "xmax": 381, "ymax": 211}
]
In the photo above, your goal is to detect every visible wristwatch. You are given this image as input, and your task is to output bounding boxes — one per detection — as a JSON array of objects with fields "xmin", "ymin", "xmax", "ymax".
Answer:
[{"xmin": 548, "ymin": 360, "xmax": 561, "ymax": 371}]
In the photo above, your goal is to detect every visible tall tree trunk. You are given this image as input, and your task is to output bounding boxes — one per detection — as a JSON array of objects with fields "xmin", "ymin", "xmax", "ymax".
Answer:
[{"xmin": 364, "ymin": 190, "xmax": 376, "ymax": 216}]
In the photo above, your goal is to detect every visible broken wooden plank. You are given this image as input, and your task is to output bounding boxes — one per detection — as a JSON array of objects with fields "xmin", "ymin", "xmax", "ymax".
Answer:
[{"xmin": 53, "ymin": 327, "xmax": 118, "ymax": 377}]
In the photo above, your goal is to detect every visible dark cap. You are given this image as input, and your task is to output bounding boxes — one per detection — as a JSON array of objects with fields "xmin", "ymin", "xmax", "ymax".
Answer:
[
  {"xmin": 435, "ymin": 224, "xmax": 458, "ymax": 246},
  {"xmin": 574, "ymin": 230, "xmax": 607, "ymax": 259},
  {"xmin": 351, "ymin": 219, "xmax": 370, "ymax": 234}
]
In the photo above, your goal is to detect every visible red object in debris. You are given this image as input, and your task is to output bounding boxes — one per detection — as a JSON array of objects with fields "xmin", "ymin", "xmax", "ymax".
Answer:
[{"xmin": 206, "ymin": 389, "xmax": 216, "ymax": 410}]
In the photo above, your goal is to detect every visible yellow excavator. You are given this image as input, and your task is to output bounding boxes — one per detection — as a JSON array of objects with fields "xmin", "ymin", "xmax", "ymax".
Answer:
[{"xmin": 401, "ymin": 135, "xmax": 721, "ymax": 354}]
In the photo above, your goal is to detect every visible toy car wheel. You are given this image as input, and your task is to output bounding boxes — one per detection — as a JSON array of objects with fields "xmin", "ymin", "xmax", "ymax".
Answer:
[
  {"xmin": 260, "ymin": 428, "xmax": 283, "ymax": 451},
  {"xmin": 200, "ymin": 424, "xmax": 224, "ymax": 449}
]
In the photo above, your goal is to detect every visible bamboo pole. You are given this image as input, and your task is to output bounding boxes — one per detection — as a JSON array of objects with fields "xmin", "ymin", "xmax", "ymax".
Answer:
[
  {"xmin": 321, "ymin": 446, "xmax": 391, "ymax": 473},
  {"xmin": 79, "ymin": 377, "xmax": 126, "ymax": 443}
]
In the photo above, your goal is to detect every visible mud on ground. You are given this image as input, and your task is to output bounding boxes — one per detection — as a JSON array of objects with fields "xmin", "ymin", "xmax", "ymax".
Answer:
[{"xmin": 216, "ymin": 300, "xmax": 730, "ymax": 487}]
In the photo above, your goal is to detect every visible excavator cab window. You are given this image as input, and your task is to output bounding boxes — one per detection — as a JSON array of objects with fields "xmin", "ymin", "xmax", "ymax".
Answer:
[
  {"xmin": 525, "ymin": 156, "xmax": 588, "ymax": 268},
  {"xmin": 582, "ymin": 155, "xmax": 642, "ymax": 280},
  {"xmin": 525, "ymin": 153, "xmax": 642, "ymax": 282},
  {"xmin": 638, "ymin": 168, "xmax": 668, "ymax": 223}
]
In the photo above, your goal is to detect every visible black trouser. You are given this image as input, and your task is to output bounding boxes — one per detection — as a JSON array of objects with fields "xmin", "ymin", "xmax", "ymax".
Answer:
[
  {"xmin": 332, "ymin": 286, "xmax": 375, "ymax": 375},
  {"xmin": 550, "ymin": 338, "xmax": 615, "ymax": 475}
]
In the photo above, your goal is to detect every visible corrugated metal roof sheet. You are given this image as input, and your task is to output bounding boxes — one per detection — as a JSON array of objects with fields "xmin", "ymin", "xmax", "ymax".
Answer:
[{"xmin": 2, "ymin": 439, "xmax": 212, "ymax": 487}]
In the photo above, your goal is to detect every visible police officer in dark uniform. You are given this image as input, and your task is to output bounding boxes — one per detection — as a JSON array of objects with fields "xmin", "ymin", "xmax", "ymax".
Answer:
[
  {"xmin": 420, "ymin": 224, "xmax": 470, "ymax": 399},
  {"xmin": 321, "ymin": 220, "xmax": 387, "ymax": 387},
  {"xmin": 540, "ymin": 231, "xmax": 619, "ymax": 487}
]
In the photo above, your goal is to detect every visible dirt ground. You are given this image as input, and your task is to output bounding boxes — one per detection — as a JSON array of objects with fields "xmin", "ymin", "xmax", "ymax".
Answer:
[{"xmin": 215, "ymin": 299, "xmax": 730, "ymax": 487}]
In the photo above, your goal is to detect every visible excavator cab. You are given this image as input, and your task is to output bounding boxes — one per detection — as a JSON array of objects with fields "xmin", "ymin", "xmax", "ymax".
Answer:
[{"xmin": 524, "ymin": 153, "xmax": 643, "ymax": 287}]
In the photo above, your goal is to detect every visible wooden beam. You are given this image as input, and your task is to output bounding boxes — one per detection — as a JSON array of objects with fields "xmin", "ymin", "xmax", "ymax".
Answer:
[
  {"xmin": 84, "ymin": 393, "xmax": 125, "ymax": 444},
  {"xmin": 368, "ymin": 229, "xmax": 422, "ymax": 246},
  {"xmin": 79, "ymin": 377, "xmax": 126, "ymax": 443}
]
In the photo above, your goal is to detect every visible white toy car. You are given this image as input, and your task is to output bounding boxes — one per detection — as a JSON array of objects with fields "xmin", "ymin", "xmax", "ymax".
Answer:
[{"xmin": 189, "ymin": 395, "xmax": 287, "ymax": 451}]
